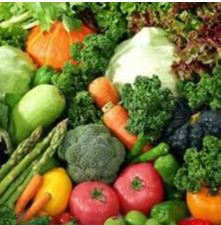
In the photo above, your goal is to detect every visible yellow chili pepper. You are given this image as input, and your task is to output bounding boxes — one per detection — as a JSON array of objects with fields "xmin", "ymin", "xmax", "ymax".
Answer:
[{"xmin": 35, "ymin": 167, "xmax": 72, "ymax": 217}]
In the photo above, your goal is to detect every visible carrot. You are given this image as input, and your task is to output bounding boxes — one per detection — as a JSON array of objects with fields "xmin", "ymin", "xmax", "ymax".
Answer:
[
  {"xmin": 89, "ymin": 77, "xmax": 119, "ymax": 108},
  {"xmin": 103, "ymin": 105, "xmax": 138, "ymax": 150},
  {"xmin": 24, "ymin": 192, "xmax": 51, "ymax": 221},
  {"xmin": 15, "ymin": 174, "xmax": 43, "ymax": 215}
]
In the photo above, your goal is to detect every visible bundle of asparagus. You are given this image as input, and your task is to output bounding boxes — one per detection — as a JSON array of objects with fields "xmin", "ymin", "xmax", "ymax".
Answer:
[{"xmin": 0, "ymin": 119, "xmax": 68, "ymax": 208}]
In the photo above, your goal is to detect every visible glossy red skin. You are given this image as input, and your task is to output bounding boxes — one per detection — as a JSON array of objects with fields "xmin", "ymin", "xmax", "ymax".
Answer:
[
  {"xmin": 178, "ymin": 218, "xmax": 213, "ymax": 225},
  {"xmin": 51, "ymin": 212, "xmax": 73, "ymax": 224},
  {"xmin": 69, "ymin": 181, "xmax": 120, "ymax": 225},
  {"xmin": 114, "ymin": 163, "xmax": 164, "ymax": 214}
]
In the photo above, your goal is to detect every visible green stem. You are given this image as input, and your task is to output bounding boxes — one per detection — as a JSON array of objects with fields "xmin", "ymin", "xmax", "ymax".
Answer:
[
  {"xmin": 132, "ymin": 142, "xmax": 169, "ymax": 163},
  {"xmin": 131, "ymin": 176, "xmax": 144, "ymax": 191},
  {"xmin": 127, "ymin": 133, "xmax": 148, "ymax": 160},
  {"xmin": 0, "ymin": 11, "xmax": 31, "ymax": 28},
  {"xmin": 22, "ymin": 20, "xmax": 39, "ymax": 30},
  {"xmin": 91, "ymin": 188, "xmax": 106, "ymax": 203}
]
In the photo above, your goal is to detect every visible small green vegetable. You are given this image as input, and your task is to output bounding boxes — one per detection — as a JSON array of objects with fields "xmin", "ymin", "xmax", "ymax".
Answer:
[
  {"xmin": 21, "ymin": 216, "xmax": 50, "ymax": 225},
  {"xmin": 132, "ymin": 143, "xmax": 169, "ymax": 163},
  {"xmin": 150, "ymin": 200, "xmax": 188, "ymax": 224},
  {"xmin": 104, "ymin": 217, "xmax": 126, "ymax": 225},
  {"xmin": 58, "ymin": 124, "xmax": 125, "ymax": 184},
  {"xmin": 121, "ymin": 76, "xmax": 175, "ymax": 143},
  {"xmin": 33, "ymin": 65, "xmax": 57, "ymax": 86},
  {"xmin": 127, "ymin": 133, "xmax": 149, "ymax": 159},
  {"xmin": 154, "ymin": 154, "xmax": 180, "ymax": 187},
  {"xmin": 174, "ymin": 135, "xmax": 221, "ymax": 195},
  {"xmin": 0, "ymin": 204, "xmax": 17, "ymax": 225},
  {"xmin": 125, "ymin": 210, "xmax": 147, "ymax": 225},
  {"xmin": 145, "ymin": 219, "xmax": 161, "ymax": 225}
]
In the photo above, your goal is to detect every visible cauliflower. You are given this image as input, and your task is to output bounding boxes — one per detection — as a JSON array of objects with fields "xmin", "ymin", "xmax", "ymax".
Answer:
[{"xmin": 58, "ymin": 124, "xmax": 125, "ymax": 184}]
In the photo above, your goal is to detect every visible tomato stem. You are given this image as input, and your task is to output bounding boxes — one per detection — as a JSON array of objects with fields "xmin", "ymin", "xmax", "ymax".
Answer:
[
  {"xmin": 91, "ymin": 188, "xmax": 107, "ymax": 202},
  {"xmin": 131, "ymin": 176, "xmax": 144, "ymax": 191}
]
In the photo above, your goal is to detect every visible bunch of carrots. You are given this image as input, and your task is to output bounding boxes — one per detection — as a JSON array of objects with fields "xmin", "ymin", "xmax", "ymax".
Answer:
[{"xmin": 89, "ymin": 76, "xmax": 152, "ymax": 155}]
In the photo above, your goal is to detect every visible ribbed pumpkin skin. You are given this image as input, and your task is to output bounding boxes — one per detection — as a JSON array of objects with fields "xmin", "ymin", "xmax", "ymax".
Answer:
[{"xmin": 26, "ymin": 21, "xmax": 94, "ymax": 70}]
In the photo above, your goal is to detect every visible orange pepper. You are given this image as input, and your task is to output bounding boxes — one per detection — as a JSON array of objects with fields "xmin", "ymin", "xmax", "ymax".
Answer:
[{"xmin": 187, "ymin": 188, "xmax": 221, "ymax": 225}]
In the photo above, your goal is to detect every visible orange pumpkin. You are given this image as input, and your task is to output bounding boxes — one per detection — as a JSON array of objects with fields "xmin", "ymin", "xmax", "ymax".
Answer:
[{"xmin": 26, "ymin": 21, "xmax": 94, "ymax": 70}]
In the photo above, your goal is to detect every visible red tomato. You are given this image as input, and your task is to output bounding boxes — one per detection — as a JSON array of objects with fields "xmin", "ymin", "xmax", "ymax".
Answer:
[
  {"xmin": 69, "ymin": 181, "xmax": 120, "ymax": 225},
  {"xmin": 114, "ymin": 163, "xmax": 164, "ymax": 214},
  {"xmin": 51, "ymin": 212, "xmax": 73, "ymax": 224}
]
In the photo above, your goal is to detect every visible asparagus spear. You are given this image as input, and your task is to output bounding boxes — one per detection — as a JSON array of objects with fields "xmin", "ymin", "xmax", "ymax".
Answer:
[
  {"xmin": 0, "ymin": 124, "xmax": 57, "ymax": 196},
  {"xmin": 0, "ymin": 159, "xmax": 36, "ymax": 204},
  {"xmin": 0, "ymin": 126, "xmax": 42, "ymax": 180},
  {"xmin": 6, "ymin": 119, "xmax": 68, "ymax": 207}
]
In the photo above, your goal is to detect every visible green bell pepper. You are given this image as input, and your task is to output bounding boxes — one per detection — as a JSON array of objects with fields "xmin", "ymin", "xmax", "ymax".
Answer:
[
  {"xmin": 150, "ymin": 200, "xmax": 188, "ymax": 224},
  {"xmin": 33, "ymin": 65, "xmax": 56, "ymax": 86},
  {"xmin": 154, "ymin": 154, "xmax": 179, "ymax": 186}
]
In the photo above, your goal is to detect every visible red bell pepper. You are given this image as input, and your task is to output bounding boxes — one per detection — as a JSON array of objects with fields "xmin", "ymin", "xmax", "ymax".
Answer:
[{"xmin": 178, "ymin": 218, "xmax": 213, "ymax": 225}]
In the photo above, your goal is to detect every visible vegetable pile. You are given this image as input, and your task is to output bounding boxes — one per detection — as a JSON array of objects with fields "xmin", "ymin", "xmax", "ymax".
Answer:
[{"xmin": 1, "ymin": 2, "xmax": 221, "ymax": 225}]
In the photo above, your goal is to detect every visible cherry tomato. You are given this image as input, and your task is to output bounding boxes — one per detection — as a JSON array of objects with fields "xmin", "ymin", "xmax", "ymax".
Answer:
[
  {"xmin": 51, "ymin": 212, "xmax": 73, "ymax": 224},
  {"xmin": 178, "ymin": 218, "xmax": 213, "ymax": 225},
  {"xmin": 69, "ymin": 181, "xmax": 120, "ymax": 225},
  {"xmin": 114, "ymin": 163, "xmax": 164, "ymax": 214}
]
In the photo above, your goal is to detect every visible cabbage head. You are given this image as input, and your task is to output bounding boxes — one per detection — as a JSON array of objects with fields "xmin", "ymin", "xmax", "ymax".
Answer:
[{"xmin": 0, "ymin": 46, "xmax": 36, "ymax": 97}]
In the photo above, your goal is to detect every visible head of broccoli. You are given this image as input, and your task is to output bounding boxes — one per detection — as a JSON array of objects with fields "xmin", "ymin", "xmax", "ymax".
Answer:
[{"xmin": 58, "ymin": 124, "xmax": 125, "ymax": 184}]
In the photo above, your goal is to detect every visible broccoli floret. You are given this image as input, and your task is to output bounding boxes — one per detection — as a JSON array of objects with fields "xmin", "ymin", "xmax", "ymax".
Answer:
[
  {"xmin": 58, "ymin": 124, "xmax": 125, "ymax": 183},
  {"xmin": 68, "ymin": 91, "xmax": 102, "ymax": 128},
  {"xmin": 21, "ymin": 216, "xmax": 50, "ymax": 225},
  {"xmin": 0, "ymin": 204, "xmax": 17, "ymax": 225}
]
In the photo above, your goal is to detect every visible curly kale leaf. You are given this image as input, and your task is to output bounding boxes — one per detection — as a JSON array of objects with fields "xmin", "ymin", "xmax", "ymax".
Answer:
[
  {"xmin": 178, "ymin": 65, "xmax": 221, "ymax": 110},
  {"xmin": 68, "ymin": 91, "xmax": 102, "ymax": 128},
  {"xmin": 174, "ymin": 135, "xmax": 221, "ymax": 194},
  {"xmin": 0, "ymin": 26, "xmax": 28, "ymax": 49},
  {"xmin": 121, "ymin": 75, "xmax": 176, "ymax": 143},
  {"xmin": 0, "ymin": 204, "xmax": 17, "ymax": 225}
]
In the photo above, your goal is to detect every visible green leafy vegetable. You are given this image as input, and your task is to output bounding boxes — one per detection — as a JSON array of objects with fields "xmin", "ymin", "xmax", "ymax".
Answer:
[
  {"xmin": 174, "ymin": 135, "xmax": 221, "ymax": 194},
  {"xmin": 0, "ymin": 2, "xmax": 69, "ymax": 31},
  {"xmin": 121, "ymin": 75, "xmax": 175, "ymax": 143},
  {"xmin": 178, "ymin": 65, "xmax": 221, "ymax": 110},
  {"xmin": 0, "ymin": 204, "xmax": 17, "ymax": 225},
  {"xmin": 68, "ymin": 91, "xmax": 101, "ymax": 128},
  {"xmin": 58, "ymin": 124, "xmax": 125, "ymax": 184},
  {"xmin": 0, "ymin": 26, "xmax": 28, "ymax": 49},
  {"xmin": 21, "ymin": 216, "xmax": 50, "ymax": 225},
  {"xmin": 0, "ymin": 46, "xmax": 36, "ymax": 97}
]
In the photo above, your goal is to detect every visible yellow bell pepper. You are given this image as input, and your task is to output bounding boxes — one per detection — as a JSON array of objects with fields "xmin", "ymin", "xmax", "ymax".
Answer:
[{"xmin": 35, "ymin": 167, "xmax": 72, "ymax": 217}]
